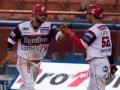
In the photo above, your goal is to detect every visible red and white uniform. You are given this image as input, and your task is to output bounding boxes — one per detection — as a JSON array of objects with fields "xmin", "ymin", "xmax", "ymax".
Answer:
[
  {"xmin": 7, "ymin": 21, "xmax": 61, "ymax": 90},
  {"xmin": 81, "ymin": 22, "xmax": 112, "ymax": 60},
  {"xmin": 80, "ymin": 22, "xmax": 112, "ymax": 90},
  {"xmin": 8, "ymin": 21, "xmax": 61, "ymax": 60}
]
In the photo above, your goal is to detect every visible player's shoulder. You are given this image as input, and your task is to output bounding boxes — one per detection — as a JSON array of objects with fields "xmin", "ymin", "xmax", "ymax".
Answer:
[
  {"xmin": 41, "ymin": 21, "xmax": 54, "ymax": 28},
  {"xmin": 43, "ymin": 21, "xmax": 53, "ymax": 25},
  {"xmin": 89, "ymin": 23, "xmax": 103, "ymax": 31},
  {"xmin": 18, "ymin": 21, "xmax": 31, "ymax": 26}
]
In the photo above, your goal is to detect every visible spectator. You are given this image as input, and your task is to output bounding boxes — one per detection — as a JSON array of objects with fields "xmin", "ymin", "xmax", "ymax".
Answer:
[
  {"xmin": 0, "ymin": 3, "xmax": 2, "ymax": 10},
  {"xmin": 57, "ymin": 1, "xmax": 70, "ymax": 20},
  {"xmin": 13, "ymin": 2, "xmax": 24, "ymax": 19},
  {"xmin": 75, "ymin": 0, "xmax": 96, "ymax": 22},
  {"xmin": 109, "ymin": 4, "xmax": 117, "ymax": 13},
  {"xmin": 16, "ymin": 2, "xmax": 24, "ymax": 10}
]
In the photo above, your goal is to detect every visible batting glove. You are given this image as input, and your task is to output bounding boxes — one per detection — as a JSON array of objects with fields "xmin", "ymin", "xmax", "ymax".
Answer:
[
  {"xmin": 106, "ymin": 64, "xmax": 118, "ymax": 80},
  {"xmin": 62, "ymin": 28, "xmax": 74, "ymax": 37},
  {"xmin": 60, "ymin": 24, "xmax": 67, "ymax": 32},
  {"xmin": 110, "ymin": 64, "xmax": 118, "ymax": 75}
]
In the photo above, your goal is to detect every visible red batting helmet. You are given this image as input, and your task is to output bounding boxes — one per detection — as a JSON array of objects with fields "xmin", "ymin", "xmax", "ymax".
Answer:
[
  {"xmin": 32, "ymin": 4, "xmax": 47, "ymax": 15},
  {"xmin": 85, "ymin": 4, "xmax": 102, "ymax": 18}
]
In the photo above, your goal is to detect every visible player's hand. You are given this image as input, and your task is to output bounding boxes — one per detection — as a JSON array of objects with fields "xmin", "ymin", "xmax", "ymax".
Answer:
[
  {"xmin": 7, "ymin": 51, "xmax": 14, "ymax": 64},
  {"xmin": 106, "ymin": 64, "xmax": 118, "ymax": 80},
  {"xmin": 110, "ymin": 64, "xmax": 118, "ymax": 75},
  {"xmin": 62, "ymin": 28, "xmax": 74, "ymax": 36},
  {"xmin": 60, "ymin": 24, "xmax": 67, "ymax": 32}
]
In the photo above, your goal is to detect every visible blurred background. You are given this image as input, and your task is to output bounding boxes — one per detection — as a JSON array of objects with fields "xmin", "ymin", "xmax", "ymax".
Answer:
[
  {"xmin": 0, "ymin": 0, "xmax": 119, "ymax": 22},
  {"xmin": 0, "ymin": 0, "xmax": 120, "ymax": 90}
]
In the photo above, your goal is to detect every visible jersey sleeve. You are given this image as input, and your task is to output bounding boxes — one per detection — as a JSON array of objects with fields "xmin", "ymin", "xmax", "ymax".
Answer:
[
  {"xmin": 81, "ymin": 30, "xmax": 97, "ymax": 47},
  {"xmin": 50, "ymin": 24, "xmax": 60, "ymax": 41},
  {"xmin": 7, "ymin": 26, "xmax": 21, "ymax": 44}
]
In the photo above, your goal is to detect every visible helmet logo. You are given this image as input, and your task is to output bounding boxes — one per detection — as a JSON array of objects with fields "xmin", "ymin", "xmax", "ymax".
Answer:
[
  {"xmin": 41, "ymin": 7, "xmax": 45, "ymax": 11},
  {"xmin": 91, "ymin": 9, "xmax": 95, "ymax": 14}
]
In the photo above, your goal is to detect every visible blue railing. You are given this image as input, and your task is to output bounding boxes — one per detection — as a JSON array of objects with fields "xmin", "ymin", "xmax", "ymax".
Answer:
[{"xmin": 0, "ymin": 21, "xmax": 120, "ymax": 30}]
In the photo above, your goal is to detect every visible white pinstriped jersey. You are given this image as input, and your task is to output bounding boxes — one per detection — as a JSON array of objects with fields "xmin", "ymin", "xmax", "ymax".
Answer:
[
  {"xmin": 81, "ymin": 22, "xmax": 112, "ymax": 60},
  {"xmin": 8, "ymin": 21, "xmax": 61, "ymax": 60}
]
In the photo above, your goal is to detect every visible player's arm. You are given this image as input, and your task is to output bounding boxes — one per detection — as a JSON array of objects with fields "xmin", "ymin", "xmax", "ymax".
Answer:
[
  {"xmin": 61, "ymin": 28, "xmax": 96, "ymax": 49},
  {"xmin": 108, "ymin": 43, "xmax": 115, "ymax": 64},
  {"xmin": 108, "ymin": 43, "xmax": 118, "ymax": 75},
  {"xmin": 58, "ymin": 24, "xmax": 66, "ymax": 42},
  {"xmin": 7, "ymin": 26, "xmax": 21, "ymax": 64},
  {"xmin": 50, "ymin": 24, "xmax": 65, "ymax": 42}
]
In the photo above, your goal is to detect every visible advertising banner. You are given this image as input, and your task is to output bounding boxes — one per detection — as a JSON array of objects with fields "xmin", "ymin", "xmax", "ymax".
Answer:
[
  {"xmin": 0, "ymin": 80, "xmax": 10, "ymax": 90},
  {"xmin": 10, "ymin": 62, "xmax": 120, "ymax": 90}
]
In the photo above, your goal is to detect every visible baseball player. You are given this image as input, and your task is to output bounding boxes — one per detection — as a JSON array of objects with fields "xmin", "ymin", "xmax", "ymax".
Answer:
[
  {"xmin": 7, "ymin": 4, "xmax": 66, "ymax": 90},
  {"xmin": 62, "ymin": 4, "xmax": 117, "ymax": 90}
]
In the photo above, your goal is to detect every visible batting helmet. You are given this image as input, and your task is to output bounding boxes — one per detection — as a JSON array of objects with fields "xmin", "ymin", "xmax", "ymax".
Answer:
[
  {"xmin": 85, "ymin": 4, "xmax": 102, "ymax": 18},
  {"xmin": 32, "ymin": 4, "xmax": 47, "ymax": 15}
]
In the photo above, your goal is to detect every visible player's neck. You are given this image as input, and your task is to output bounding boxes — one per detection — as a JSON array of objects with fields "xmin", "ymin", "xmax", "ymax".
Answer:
[
  {"xmin": 32, "ymin": 20, "xmax": 41, "ymax": 27},
  {"xmin": 92, "ymin": 19, "xmax": 100, "ymax": 25}
]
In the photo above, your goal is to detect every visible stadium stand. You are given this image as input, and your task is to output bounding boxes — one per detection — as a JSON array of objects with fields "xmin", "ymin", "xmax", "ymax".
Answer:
[
  {"xmin": 66, "ymin": 14, "xmax": 76, "ymax": 20},
  {"xmin": 47, "ymin": 14, "xmax": 56, "ymax": 21},
  {"xmin": 14, "ymin": 0, "xmax": 23, "ymax": 2},
  {"xmin": 11, "ymin": 13, "xmax": 32, "ymax": 20},
  {"xmin": 116, "ymin": 3, "xmax": 120, "ymax": 13},
  {"xmin": 48, "ymin": 0, "xmax": 59, "ymax": 2},
  {"xmin": 117, "ymin": 16, "xmax": 120, "ymax": 22},
  {"xmin": 69, "ymin": 0, "xmax": 82, "ymax": 3},
  {"xmin": 1, "ymin": 2, "xmax": 16, "ymax": 10},
  {"xmin": 23, "ymin": 2, "xmax": 36, "ymax": 10},
  {"xmin": 0, "ymin": 0, "xmax": 120, "ymax": 22},
  {"xmin": 0, "ymin": 13, "xmax": 12, "ymax": 19},
  {"xmin": 95, "ymin": 0, "xmax": 105, "ymax": 4},
  {"xmin": 46, "ymin": 2, "xmax": 61, "ymax": 11},
  {"xmin": 68, "ymin": 3, "xmax": 81, "ymax": 11},
  {"xmin": 0, "ymin": 0, "xmax": 119, "ymax": 22}
]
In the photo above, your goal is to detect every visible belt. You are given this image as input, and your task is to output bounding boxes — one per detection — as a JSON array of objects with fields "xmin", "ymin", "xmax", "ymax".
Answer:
[
  {"xmin": 88, "ymin": 57, "xmax": 105, "ymax": 63},
  {"xmin": 31, "ymin": 60, "xmax": 41, "ymax": 64}
]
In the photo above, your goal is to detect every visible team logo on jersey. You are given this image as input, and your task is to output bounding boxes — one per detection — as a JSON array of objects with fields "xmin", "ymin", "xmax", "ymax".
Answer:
[
  {"xmin": 22, "ymin": 32, "xmax": 31, "ymax": 34},
  {"xmin": 23, "ymin": 27, "xmax": 29, "ymax": 30},
  {"xmin": 40, "ymin": 30, "xmax": 49, "ymax": 34},
  {"xmin": 10, "ymin": 31, "xmax": 16, "ymax": 37},
  {"xmin": 102, "ymin": 66, "xmax": 108, "ymax": 72},
  {"xmin": 52, "ymin": 25, "xmax": 59, "ymax": 30},
  {"xmin": 85, "ymin": 32, "xmax": 93, "ymax": 38},
  {"xmin": 21, "ymin": 46, "xmax": 39, "ymax": 51},
  {"xmin": 23, "ymin": 36, "xmax": 48, "ymax": 45},
  {"xmin": 90, "ymin": 73, "xmax": 94, "ymax": 77},
  {"xmin": 82, "ymin": 36, "xmax": 90, "ymax": 42}
]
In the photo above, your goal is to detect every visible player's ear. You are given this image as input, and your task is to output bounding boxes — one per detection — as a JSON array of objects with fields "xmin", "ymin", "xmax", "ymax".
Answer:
[
  {"xmin": 91, "ymin": 14, "xmax": 96, "ymax": 20},
  {"xmin": 32, "ymin": 14, "xmax": 36, "ymax": 18}
]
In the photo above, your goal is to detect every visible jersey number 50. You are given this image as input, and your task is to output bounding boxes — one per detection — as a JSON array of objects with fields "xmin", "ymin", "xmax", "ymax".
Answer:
[{"xmin": 102, "ymin": 36, "xmax": 110, "ymax": 48}]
